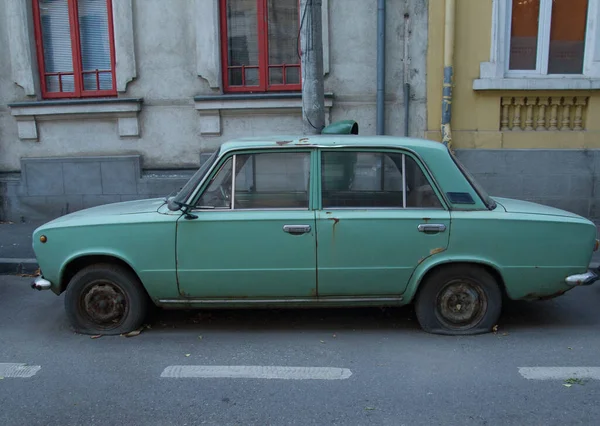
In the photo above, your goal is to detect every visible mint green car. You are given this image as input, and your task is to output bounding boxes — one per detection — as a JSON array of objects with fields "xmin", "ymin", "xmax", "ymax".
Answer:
[{"xmin": 30, "ymin": 134, "xmax": 599, "ymax": 336}]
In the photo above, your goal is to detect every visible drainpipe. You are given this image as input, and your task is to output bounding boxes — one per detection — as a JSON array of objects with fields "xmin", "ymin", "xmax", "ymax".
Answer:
[
  {"xmin": 376, "ymin": 0, "xmax": 386, "ymax": 135},
  {"xmin": 441, "ymin": 0, "xmax": 455, "ymax": 148}
]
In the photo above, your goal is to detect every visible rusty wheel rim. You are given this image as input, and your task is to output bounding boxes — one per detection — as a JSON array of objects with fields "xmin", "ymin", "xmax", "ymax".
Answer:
[
  {"xmin": 435, "ymin": 279, "xmax": 487, "ymax": 330},
  {"xmin": 79, "ymin": 280, "xmax": 129, "ymax": 330}
]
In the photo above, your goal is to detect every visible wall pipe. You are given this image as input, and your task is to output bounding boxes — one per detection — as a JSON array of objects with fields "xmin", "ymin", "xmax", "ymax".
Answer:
[
  {"xmin": 376, "ymin": 0, "xmax": 386, "ymax": 135},
  {"xmin": 441, "ymin": 0, "xmax": 455, "ymax": 148},
  {"xmin": 403, "ymin": 11, "xmax": 410, "ymax": 137}
]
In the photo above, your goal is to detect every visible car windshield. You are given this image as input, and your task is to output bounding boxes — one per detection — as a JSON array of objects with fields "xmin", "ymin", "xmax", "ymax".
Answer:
[
  {"xmin": 171, "ymin": 151, "xmax": 219, "ymax": 204},
  {"xmin": 449, "ymin": 151, "xmax": 497, "ymax": 210}
]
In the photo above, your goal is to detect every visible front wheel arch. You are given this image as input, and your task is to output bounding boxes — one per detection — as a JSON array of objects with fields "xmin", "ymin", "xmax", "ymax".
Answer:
[{"xmin": 60, "ymin": 254, "xmax": 146, "ymax": 296}]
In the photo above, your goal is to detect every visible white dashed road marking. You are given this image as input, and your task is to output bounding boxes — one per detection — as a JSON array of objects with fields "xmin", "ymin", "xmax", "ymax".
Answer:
[
  {"xmin": 160, "ymin": 365, "xmax": 352, "ymax": 380},
  {"xmin": 0, "ymin": 363, "xmax": 41, "ymax": 378},
  {"xmin": 519, "ymin": 367, "xmax": 600, "ymax": 380}
]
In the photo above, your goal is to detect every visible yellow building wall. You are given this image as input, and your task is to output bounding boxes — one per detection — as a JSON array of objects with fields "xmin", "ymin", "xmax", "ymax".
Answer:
[{"xmin": 426, "ymin": 0, "xmax": 600, "ymax": 149}]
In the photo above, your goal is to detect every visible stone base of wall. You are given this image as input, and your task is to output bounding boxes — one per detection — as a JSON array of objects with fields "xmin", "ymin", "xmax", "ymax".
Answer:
[
  {"xmin": 0, "ymin": 155, "xmax": 214, "ymax": 222},
  {"xmin": 455, "ymin": 149, "xmax": 600, "ymax": 223}
]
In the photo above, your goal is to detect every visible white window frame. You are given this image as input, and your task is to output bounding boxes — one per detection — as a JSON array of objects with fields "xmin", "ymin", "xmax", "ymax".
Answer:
[{"xmin": 474, "ymin": 0, "xmax": 600, "ymax": 90}]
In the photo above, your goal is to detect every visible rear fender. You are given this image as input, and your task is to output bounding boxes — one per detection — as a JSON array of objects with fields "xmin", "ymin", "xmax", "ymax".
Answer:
[{"xmin": 402, "ymin": 254, "xmax": 505, "ymax": 303}]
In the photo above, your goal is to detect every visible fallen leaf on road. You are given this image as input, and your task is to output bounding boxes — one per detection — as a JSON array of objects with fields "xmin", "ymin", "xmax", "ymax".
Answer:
[
  {"xmin": 502, "ymin": 332, "xmax": 509, "ymax": 336},
  {"xmin": 320, "ymin": 340, "xmax": 325, "ymax": 344},
  {"xmin": 0, "ymin": 377, "xmax": 4, "ymax": 380},
  {"xmin": 492, "ymin": 325, "xmax": 499, "ymax": 333},
  {"xmin": 185, "ymin": 354, "xmax": 191, "ymax": 357},
  {"xmin": 90, "ymin": 335, "xmax": 102, "ymax": 339},
  {"xmin": 198, "ymin": 336, "xmax": 203, "ymax": 340},
  {"xmin": 122, "ymin": 329, "xmax": 143, "ymax": 338},
  {"xmin": 563, "ymin": 384, "xmax": 572, "ymax": 388},
  {"xmin": 332, "ymin": 334, "xmax": 337, "ymax": 338},
  {"xmin": 365, "ymin": 407, "xmax": 376, "ymax": 411},
  {"xmin": 568, "ymin": 347, "xmax": 573, "ymax": 350}
]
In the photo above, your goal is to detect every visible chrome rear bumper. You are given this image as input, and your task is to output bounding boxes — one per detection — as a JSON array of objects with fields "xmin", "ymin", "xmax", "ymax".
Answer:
[
  {"xmin": 565, "ymin": 269, "xmax": 599, "ymax": 287},
  {"xmin": 31, "ymin": 276, "xmax": 51, "ymax": 291}
]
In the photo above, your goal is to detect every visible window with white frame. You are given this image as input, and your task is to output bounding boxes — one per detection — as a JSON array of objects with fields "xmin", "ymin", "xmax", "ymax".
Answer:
[
  {"xmin": 475, "ymin": 0, "xmax": 600, "ymax": 89},
  {"xmin": 509, "ymin": 0, "xmax": 588, "ymax": 75}
]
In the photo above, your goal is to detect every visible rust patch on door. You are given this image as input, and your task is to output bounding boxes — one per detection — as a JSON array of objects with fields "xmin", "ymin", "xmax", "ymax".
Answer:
[
  {"xmin": 329, "ymin": 217, "xmax": 340, "ymax": 239},
  {"xmin": 430, "ymin": 247, "xmax": 446, "ymax": 255}
]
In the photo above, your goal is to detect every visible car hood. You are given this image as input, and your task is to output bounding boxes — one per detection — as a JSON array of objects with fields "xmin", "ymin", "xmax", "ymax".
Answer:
[
  {"xmin": 39, "ymin": 198, "xmax": 167, "ymax": 228},
  {"xmin": 493, "ymin": 197, "xmax": 583, "ymax": 219}
]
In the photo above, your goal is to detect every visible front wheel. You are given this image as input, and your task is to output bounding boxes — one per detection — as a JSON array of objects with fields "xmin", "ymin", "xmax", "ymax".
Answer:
[
  {"xmin": 64, "ymin": 264, "xmax": 150, "ymax": 335},
  {"xmin": 415, "ymin": 265, "xmax": 502, "ymax": 335}
]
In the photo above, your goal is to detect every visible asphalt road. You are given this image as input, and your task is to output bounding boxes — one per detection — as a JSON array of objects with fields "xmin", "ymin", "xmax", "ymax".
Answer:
[{"xmin": 1, "ymin": 274, "xmax": 600, "ymax": 426}]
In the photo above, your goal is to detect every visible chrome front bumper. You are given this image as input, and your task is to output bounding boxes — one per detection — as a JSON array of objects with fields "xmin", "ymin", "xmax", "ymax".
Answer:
[
  {"xmin": 31, "ymin": 276, "xmax": 51, "ymax": 291},
  {"xmin": 565, "ymin": 269, "xmax": 600, "ymax": 287}
]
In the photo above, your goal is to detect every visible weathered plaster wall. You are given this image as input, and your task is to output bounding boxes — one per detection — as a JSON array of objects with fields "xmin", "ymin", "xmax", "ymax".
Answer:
[{"xmin": 0, "ymin": 0, "xmax": 429, "ymax": 221}]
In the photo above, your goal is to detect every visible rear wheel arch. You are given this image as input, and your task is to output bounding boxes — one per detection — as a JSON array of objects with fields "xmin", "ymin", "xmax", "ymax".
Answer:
[{"xmin": 409, "ymin": 260, "xmax": 508, "ymax": 302}]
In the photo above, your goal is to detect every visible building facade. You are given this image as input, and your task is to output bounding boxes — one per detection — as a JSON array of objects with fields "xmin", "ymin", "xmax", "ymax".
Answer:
[
  {"xmin": 427, "ymin": 0, "xmax": 600, "ymax": 222},
  {"xmin": 0, "ymin": 0, "xmax": 428, "ymax": 222}
]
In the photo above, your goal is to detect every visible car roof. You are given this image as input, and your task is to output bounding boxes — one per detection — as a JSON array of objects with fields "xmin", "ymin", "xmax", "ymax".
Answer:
[{"xmin": 218, "ymin": 135, "xmax": 449, "ymax": 155}]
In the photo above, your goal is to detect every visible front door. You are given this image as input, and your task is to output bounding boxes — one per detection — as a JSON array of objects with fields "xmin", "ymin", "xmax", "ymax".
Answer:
[
  {"xmin": 316, "ymin": 149, "xmax": 450, "ymax": 297},
  {"xmin": 176, "ymin": 150, "xmax": 317, "ymax": 299}
]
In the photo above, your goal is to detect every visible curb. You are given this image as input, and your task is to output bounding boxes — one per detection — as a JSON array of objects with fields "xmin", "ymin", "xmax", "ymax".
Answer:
[{"xmin": 0, "ymin": 258, "xmax": 39, "ymax": 275}]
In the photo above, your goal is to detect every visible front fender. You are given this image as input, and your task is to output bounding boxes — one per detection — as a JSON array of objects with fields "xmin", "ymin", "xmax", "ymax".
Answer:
[{"xmin": 401, "ymin": 254, "xmax": 505, "ymax": 303}]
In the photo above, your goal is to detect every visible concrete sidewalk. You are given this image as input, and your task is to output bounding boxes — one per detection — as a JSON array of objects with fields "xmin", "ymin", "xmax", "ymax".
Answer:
[{"xmin": 1, "ymin": 220, "xmax": 600, "ymax": 274}]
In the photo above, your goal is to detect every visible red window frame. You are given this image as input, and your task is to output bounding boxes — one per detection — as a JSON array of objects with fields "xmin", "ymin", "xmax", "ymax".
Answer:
[
  {"xmin": 220, "ymin": 0, "xmax": 302, "ymax": 93},
  {"xmin": 32, "ymin": 0, "xmax": 117, "ymax": 99}
]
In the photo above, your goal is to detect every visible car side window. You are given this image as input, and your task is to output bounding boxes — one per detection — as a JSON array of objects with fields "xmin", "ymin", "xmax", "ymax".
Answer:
[
  {"xmin": 196, "ymin": 152, "xmax": 311, "ymax": 210},
  {"xmin": 321, "ymin": 151, "xmax": 442, "ymax": 209},
  {"xmin": 234, "ymin": 152, "xmax": 310, "ymax": 209},
  {"xmin": 196, "ymin": 157, "xmax": 233, "ymax": 209}
]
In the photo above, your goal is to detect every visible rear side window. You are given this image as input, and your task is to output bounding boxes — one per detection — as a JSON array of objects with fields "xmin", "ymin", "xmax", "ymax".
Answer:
[{"xmin": 321, "ymin": 151, "xmax": 442, "ymax": 209}]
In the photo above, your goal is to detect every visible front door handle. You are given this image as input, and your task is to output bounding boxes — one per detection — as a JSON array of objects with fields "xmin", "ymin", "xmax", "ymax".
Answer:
[
  {"xmin": 283, "ymin": 224, "xmax": 312, "ymax": 235},
  {"xmin": 418, "ymin": 223, "xmax": 446, "ymax": 234}
]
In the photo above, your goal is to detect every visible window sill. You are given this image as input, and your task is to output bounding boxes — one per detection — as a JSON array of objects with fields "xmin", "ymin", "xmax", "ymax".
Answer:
[
  {"xmin": 473, "ymin": 77, "xmax": 600, "ymax": 91},
  {"xmin": 194, "ymin": 92, "xmax": 334, "ymax": 136},
  {"xmin": 8, "ymin": 98, "xmax": 144, "ymax": 141}
]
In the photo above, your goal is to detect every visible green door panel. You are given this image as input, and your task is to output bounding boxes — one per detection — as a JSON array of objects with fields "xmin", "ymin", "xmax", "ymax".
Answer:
[
  {"xmin": 176, "ymin": 211, "xmax": 317, "ymax": 298},
  {"xmin": 315, "ymin": 209, "xmax": 450, "ymax": 296}
]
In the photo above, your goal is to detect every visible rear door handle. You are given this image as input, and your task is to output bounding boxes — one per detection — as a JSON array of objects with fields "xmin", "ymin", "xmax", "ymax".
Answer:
[
  {"xmin": 283, "ymin": 224, "xmax": 312, "ymax": 235},
  {"xmin": 418, "ymin": 224, "xmax": 446, "ymax": 233}
]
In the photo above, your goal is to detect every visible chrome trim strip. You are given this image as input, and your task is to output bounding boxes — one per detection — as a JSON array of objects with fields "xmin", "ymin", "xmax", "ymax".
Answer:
[
  {"xmin": 231, "ymin": 154, "xmax": 236, "ymax": 210},
  {"xmin": 402, "ymin": 153, "xmax": 407, "ymax": 208},
  {"xmin": 158, "ymin": 297, "xmax": 404, "ymax": 304}
]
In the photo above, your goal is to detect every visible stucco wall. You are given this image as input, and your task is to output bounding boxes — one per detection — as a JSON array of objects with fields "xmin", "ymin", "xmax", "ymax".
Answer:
[
  {"xmin": 0, "ymin": 0, "xmax": 429, "ymax": 221},
  {"xmin": 0, "ymin": 0, "xmax": 429, "ymax": 172}
]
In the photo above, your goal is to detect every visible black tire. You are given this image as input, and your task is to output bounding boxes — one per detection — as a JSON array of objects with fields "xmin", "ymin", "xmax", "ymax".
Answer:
[
  {"xmin": 415, "ymin": 264, "xmax": 502, "ymax": 336},
  {"xmin": 64, "ymin": 263, "xmax": 150, "ymax": 335}
]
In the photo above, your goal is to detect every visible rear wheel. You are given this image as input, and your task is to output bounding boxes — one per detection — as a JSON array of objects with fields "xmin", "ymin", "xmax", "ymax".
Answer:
[
  {"xmin": 64, "ymin": 263, "xmax": 149, "ymax": 335},
  {"xmin": 415, "ymin": 265, "xmax": 502, "ymax": 335}
]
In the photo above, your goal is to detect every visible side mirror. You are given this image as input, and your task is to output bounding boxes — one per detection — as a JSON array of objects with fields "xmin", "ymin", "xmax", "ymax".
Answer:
[
  {"xmin": 321, "ymin": 120, "xmax": 359, "ymax": 135},
  {"xmin": 166, "ymin": 197, "xmax": 180, "ymax": 211}
]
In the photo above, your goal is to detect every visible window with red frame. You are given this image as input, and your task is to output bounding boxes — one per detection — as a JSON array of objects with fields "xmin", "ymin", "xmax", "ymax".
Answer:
[
  {"xmin": 33, "ymin": 0, "xmax": 116, "ymax": 99},
  {"xmin": 220, "ymin": 0, "xmax": 301, "ymax": 93}
]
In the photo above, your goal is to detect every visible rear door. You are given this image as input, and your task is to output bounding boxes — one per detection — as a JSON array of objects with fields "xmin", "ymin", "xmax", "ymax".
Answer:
[{"xmin": 315, "ymin": 149, "xmax": 450, "ymax": 297}]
